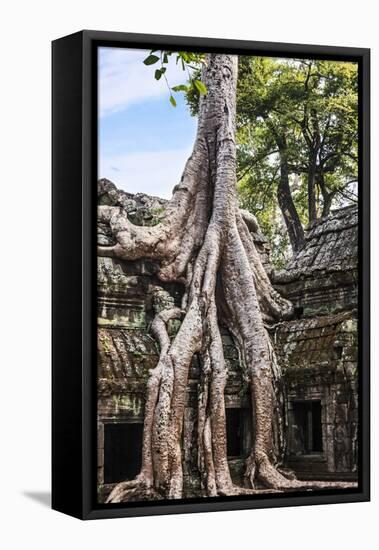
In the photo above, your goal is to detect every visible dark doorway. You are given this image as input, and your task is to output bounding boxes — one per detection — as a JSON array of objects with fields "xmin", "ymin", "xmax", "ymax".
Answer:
[
  {"xmin": 292, "ymin": 401, "xmax": 323, "ymax": 454},
  {"xmin": 311, "ymin": 401, "xmax": 323, "ymax": 451},
  {"xmin": 104, "ymin": 422, "xmax": 143, "ymax": 484},
  {"xmin": 226, "ymin": 408, "xmax": 243, "ymax": 457}
]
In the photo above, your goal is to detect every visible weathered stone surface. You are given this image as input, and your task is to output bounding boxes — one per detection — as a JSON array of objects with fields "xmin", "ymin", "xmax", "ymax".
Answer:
[
  {"xmin": 273, "ymin": 205, "xmax": 358, "ymax": 317},
  {"xmin": 275, "ymin": 205, "xmax": 358, "ymax": 280},
  {"xmin": 97, "ymin": 182, "xmax": 359, "ymax": 498},
  {"xmin": 271, "ymin": 312, "xmax": 358, "ymax": 477}
]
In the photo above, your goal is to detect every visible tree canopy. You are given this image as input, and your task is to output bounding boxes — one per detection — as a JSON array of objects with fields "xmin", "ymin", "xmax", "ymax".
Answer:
[
  {"xmin": 144, "ymin": 52, "xmax": 358, "ymax": 266},
  {"xmin": 236, "ymin": 56, "xmax": 358, "ymax": 264}
]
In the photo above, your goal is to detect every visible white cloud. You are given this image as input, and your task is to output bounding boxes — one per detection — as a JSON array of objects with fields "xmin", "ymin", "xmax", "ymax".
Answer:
[
  {"xmin": 99, "ymin": 47, "xmax": 188, "ymax": 118},
  {"xmin": 99, "ymin": 147, "xmax": 194, "ymax": 199}
]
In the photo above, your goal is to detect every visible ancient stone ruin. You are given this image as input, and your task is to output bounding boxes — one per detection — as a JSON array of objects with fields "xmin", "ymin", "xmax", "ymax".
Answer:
[{"xmin": 97, "ymin": 178, "xmax": 358, "ymax": 501}]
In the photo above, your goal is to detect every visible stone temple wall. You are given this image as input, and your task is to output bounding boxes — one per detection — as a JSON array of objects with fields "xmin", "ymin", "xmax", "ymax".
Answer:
[
  {"xmin": 273, "ymin": 205, "xmax": 358, "ymax": 480},
  {"xmin": 273, "ymin": 206, "xmax": 358, "ymax": 318},
  {"xmin": 97, "ymin": 258, "xmax": 251, "ymax": 498},
  {"xmin": 97, "ymin": 179, "xmax": 358, "ymax": 500}
]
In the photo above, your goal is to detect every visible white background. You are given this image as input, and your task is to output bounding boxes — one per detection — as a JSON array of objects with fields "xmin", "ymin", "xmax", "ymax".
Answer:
[{"xmin": 1, "ymin": 1, "xmax": 377, "ymax": 548}]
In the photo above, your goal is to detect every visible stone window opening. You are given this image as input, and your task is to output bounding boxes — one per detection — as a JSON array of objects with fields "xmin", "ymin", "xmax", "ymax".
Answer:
[
  {"xmin": 294, "ymin": 305, "xmax": 304, "ymax": 319},
  {"xmin": 103, "ymin": 422, "xmax": 144, "ymax": 484},
  {"xmin": 226, "ymin": 408, "xmax": 251, "ymax": 458},
  {"xmin": 334, "ymin": 345, "xmax": 344, "ymax": 360},
  {"xmin": 290, "ymin": 400, "xmax": 323, "ymax": 456}
]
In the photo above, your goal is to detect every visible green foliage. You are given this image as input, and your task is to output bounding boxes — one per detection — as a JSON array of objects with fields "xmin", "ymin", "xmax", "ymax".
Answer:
[
  {"xmin": 172, "ymin": 84, "xmax": 190, "ymax": 92},
  {"xmin": 154, "ymin": 67, "xmax": 166, "ymax": 80},
  {"xmin": 236, "ymin": 56, "xmax": 358, "ymax": 264},
  {"xmin": 143, "ymin": 50, "xmax": 207, "ymax": 107},
  {"xmin": 185, "ymin": 67, "xmax": 201, "ymax": 116},
  {"xmin": 237, "ymin": 160, "xmax": 292, "ymax": 268},
  {"xmin": 143, "ymin": 54, "xmax": 160, "ymax": 65},
  {"xmin": 141, "ymin": 52, "xmax": 358, "ymax": 266},
  {"xmin": 193, "ymin": 79, "xmax": 207, "ymax": 95}
]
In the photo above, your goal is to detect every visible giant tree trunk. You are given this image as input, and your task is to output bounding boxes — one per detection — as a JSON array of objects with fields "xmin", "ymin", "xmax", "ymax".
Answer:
[
  {"xmin": 277, "ymin": 154, "xmax": 305, "ymax": 254},
  {"xmin": 317, "ymin": 171, "xmax": 334, "ymax": 218},
  {"xmin": 266, "ymin": 127, "xmax": 305, "ymax": 255},
  {"xmin": 307, "ymin": 150, "xmax": 318, "ymax": 223},
  {"xmin": 99, "ymin": 54, "xmax": 334, "ymax": 503}
]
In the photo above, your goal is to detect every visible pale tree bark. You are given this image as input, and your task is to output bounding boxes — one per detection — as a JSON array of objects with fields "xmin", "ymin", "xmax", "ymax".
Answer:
[{"xmin": 100, "ymin": 54, "xmax": 352, "ymax": 503}]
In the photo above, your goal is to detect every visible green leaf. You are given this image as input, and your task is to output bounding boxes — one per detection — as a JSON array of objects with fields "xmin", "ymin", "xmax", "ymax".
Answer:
[
  {"xmin": 169, "ymin": 95, "xmax": 177, "ymax": 107},
  {"xmin": 163, "ymin": 53, "xmax": 168, "ymax": 63},
  {"xmin": 194, "ymin": 79, "xmax": 207, "ymax": 95},
  {"xmin": 143, "ymin": 54, "xmax": 160, "ymax": 66},
  {"xmin": 172, "ymin": 84, "xmax": 189, "ymax": 92},
  {"xmin": 155, "ymin": 69, "xmax": 162, "ymax": 80}
]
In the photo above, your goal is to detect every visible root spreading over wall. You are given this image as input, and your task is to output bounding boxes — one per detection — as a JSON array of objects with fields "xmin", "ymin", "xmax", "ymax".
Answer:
[{"xmin": 99, "ymin": 54, "xmax": 352, "ymax": 503}]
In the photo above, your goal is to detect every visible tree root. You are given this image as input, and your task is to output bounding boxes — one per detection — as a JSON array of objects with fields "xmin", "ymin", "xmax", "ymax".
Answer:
[
  {"xmin": 106, "ymin": 475, "xmax": 161, "ymax": 503},
  {"xmin": 100, "ymin": 53, "xmax": 356, "ymax": 505}
]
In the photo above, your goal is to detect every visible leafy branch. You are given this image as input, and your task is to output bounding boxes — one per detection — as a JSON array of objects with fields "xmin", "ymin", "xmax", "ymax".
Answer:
[{"xmin": 143, "ymin": 50, "xmax": 207, "ymax": 107}]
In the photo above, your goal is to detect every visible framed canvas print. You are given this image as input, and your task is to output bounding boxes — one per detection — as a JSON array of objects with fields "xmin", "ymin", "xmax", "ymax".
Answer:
[{"xmin": 52, "ymin": 30, "xmax": 370, "ymax": 520}]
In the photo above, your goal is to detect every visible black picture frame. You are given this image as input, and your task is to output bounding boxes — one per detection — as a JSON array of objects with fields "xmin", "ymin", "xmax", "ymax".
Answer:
[{"xmin": 52, "ymin": 30, "xmax": 370, "ymax": 520}]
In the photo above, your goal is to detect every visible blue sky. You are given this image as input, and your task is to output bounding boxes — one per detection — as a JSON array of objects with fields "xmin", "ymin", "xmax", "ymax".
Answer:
[{"xmin": 99, "ymin": 47, "xmax": 197, "ymax": 199}]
